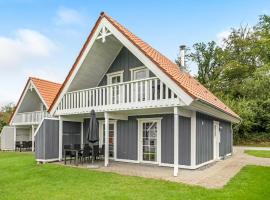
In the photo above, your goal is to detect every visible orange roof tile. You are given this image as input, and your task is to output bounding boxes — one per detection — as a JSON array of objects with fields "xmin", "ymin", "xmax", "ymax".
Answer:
[
  {"xmin": 30, "ymin": 77, "xmax": 62, "ymax": 108},
  {"xmin": 49, "ymin": 12, "xmax": 239, "ymax": 119}
]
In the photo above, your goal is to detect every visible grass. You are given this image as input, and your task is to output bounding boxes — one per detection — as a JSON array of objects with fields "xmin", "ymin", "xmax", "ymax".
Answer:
[
  {"xmin": 245, "ymin": 150, "xmax": 270, "ymax": 158},
  {"xmin": 0, "ymin": 152, "xmax": 270, "ymax": 200}
]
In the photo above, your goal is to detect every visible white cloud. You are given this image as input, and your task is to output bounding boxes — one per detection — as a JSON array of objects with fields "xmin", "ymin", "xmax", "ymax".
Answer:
[
  {"xmin": 0, "ymin": 29, "xmax": 56, "ymax": 69},
  {"xmin": 216, "ymin": 30, "xmax": 230, "ymax": 47},
  {"xmin": 55, "ymin": 7, "xmax": 84, "ymax": 26},
  {"xmin": 0, "ymin": 29, "xmax": 59, "ymax": 107}
]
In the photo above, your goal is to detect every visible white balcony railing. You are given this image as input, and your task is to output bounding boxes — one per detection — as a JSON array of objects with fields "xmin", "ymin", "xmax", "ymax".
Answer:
[
  {"xmin": 13, "ymin": 111, "xmax": 50, "ymax": 125},
  {"xmin": 56, "ymin": 77, "xmax": 183, "ymax": 115}
]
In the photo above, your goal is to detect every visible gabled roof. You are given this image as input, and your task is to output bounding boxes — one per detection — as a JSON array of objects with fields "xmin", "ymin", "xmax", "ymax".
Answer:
[
  {"xmin": 49, "ymin": 12, "xmax": 239, "ymax": 119},
  {"xmin": 30, "ymin": 77, "xmax": 62, "ymax": 108},
  {"xmin": 9, "ymin": 77, "xmax": 61, "ymax": 124}
]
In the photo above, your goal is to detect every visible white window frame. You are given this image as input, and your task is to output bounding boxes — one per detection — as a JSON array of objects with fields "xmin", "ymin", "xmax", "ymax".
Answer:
[
  {"xmin": 137, "ymin": 117, "xmax": 162, "ymax": 164},
  {"xmin": 98, "ymin": 120, "xmax": 117, "ymax": 160},
  {"xmin": 130, "ymin": 66, "xmax": 150, "ymax": 81},
  {"xmin": 106, "ymin": 70, "xmax": 124, "ymax": 85}
]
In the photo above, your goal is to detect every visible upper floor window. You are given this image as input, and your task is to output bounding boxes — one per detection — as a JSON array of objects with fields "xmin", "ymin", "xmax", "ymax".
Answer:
[
  {"xmin": 130, "ymin": 66, "xmax": 149, "ymax": 81},
  {"xmin": 107, "ymin": 70, "xmax": 124, "ymax": 85}
]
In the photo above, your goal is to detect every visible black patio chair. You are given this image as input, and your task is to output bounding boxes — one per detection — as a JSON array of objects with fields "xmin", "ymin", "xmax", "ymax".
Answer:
[
  {"xmin": 64, "ymin": 144, "xmax": 76, "ymax": 164},
  {"xmin": 79, "ymin": 145, "xmax": 91, "ymax": 164},
  {"xmin": 27, "ymin": 141, "xmax": 32, "ymax": 151},
  {"xmin": 99, "ymin": 144, "xmax": 105, "ymax": 160},
  {"xmin": 22, "ymin": 141, "xmax": 28, "ymax": 151},
  {"xmin": 15, "ymin": 141, "xmax": 21, "ymax": 151},
  {"xmin": 92, "ymin": 145, "xmax": 100, "ymax": 160}
]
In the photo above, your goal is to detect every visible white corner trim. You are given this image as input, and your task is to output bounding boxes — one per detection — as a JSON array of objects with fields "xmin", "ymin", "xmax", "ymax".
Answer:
[
  {"xmin": 190, "ymin": 111, "xmax": 196, "ymax": 167},
  {"xmin": 173, "ymin": 106, "xmax": 179, "ymax": 176},
  {"xmin": 36, "ymin": 158, "xmax": 59, "ymax": 163}
]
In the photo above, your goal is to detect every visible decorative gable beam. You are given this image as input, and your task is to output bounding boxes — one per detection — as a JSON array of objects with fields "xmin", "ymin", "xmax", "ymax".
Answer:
[{"xmin": 96, "ymin": 26, "xmax": 112, "ymax": 43}]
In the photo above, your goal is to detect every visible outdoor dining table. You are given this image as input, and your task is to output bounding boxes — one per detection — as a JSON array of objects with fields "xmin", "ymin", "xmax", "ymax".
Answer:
[{"xmin": 63, "ymin": 148, "xmax": 83, "ymax": 166}]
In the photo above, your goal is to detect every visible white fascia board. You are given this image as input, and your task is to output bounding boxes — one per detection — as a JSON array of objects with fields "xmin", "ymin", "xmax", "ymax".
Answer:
[
  {"xmin": 190, "ymin": 100, "xmax": 240, "ymax": 123},
  {"xmin": 103, "ymin": 19, "xmax": 193, "ymax": 106}
]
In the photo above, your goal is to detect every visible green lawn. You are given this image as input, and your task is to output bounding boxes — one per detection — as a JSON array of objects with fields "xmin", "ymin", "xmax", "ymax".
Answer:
[
  {"xmin": 245, "ymin": 150, "xmax": 270, "ymax": 158},
  {"xmin": 0, "ymin": 152, "xmax": 270, "ymax": 200}
]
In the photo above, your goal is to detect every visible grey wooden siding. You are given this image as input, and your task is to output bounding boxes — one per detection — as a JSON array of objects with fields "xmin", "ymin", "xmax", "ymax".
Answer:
[
  {"xmin": 161, "ymin": 115, "xmax": 174, "ymax": 164},
  {"xmin": 63, "ymin": 121, "xmax": 81, "ymax": 148},
  {"xmin": 196, "ymin": 112, "xmax": 214, "ymax": 165},
  {"xmin": 219, "ymin": 121, "xmax": 232, "ymax": 156},
  {"xmin": 35, "ymin": 121, "xmax": 45, "ymax": 160},
  {"xmin": 117, "ymin": 116, "xmax": 138, "ymax": 160},
  {"xmin": 35, "ymin": 119, "xmax": 59, "ymax": 160},
  {"xmin": 196, "ymin": 112, "xmax": 233, "ymax": 165},
  {"xmin": 161, "ymin": 115, "xmax": 191, "ymax": 165},
  {"xmin": 115, "ymin": 114, "xmax": 191, "ymax": 165},
  {"xmin": 99, "ymin": 47, "xmax": 155, "ymax": 86},
  {"xmin": 179, "ymin": 116, "xmax": 191, "ymax": 165}
]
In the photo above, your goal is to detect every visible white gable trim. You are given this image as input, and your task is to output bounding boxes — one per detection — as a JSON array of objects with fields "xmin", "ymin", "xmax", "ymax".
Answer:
[
  {"xmin": 9, "ymin": 80, "xmax": 48, "ymax": 125},
  {"xmin": 49, "ymin": 18, "xmax": 194, "ymax": 115}
]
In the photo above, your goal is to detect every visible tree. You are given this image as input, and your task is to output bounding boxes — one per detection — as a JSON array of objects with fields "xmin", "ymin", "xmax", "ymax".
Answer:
[
  {"xmin": 0, "ymin": 103, "xmax": 15, "ymax": 132},
  {"xmin": 186, "ymin": 15, "xmax": 270, "ymax": 144},
  {"xmin": 186, "ymin": 41, "xmax": 223, "ymax": 89}
]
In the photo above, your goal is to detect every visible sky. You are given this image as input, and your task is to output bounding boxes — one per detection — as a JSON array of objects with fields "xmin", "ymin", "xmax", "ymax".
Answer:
[{"xmin": 0, "ymin": 0, "xmax": 269, "ymax": 107}]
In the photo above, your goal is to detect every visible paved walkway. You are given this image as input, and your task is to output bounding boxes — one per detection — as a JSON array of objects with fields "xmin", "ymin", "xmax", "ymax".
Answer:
[{"xmin": 58, "ymin": 146, "xmax": 270, "ymax": 189}]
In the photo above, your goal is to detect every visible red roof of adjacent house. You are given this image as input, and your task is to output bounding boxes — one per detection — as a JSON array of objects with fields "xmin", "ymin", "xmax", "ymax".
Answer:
[
  {"xmin": 30, "ymin": 77, "xmax": 62, "ymax": 108},
  {"xmin": 9, "ymin": 77, "xmax": 61, "ymax": 124},
  {"xmin": 49, "ymin": 12, "xmax": 239, "ymax": 119}
]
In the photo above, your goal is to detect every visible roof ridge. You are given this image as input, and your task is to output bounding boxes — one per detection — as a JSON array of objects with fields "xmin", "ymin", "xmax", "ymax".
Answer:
[{"xmin": 30, "ymin": 76, "xmax": 62, "ymax": 85}]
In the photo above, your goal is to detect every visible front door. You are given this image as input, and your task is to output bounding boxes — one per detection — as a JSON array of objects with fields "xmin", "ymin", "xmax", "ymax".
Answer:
[
  {"xmin": 213, "ymin": 121, "xmax": 220, "ymax": 160},
  {"xmin": 100, "ymin": 121, "xmax": 117, "ymax": 159},
  {"xmin": 139, "ymin": 119, "xmax": 161, "ymax": 164}
]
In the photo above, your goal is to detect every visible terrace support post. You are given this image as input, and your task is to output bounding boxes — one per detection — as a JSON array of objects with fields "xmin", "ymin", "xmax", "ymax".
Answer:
[
  {"xmin": 31, "ymin": 125, "xmax": 35, "ymax": 152},
  {"xmin": 81, "ymin": 122, "xmax": 84, "ymax": 149},
  {"xmin": 13, "ymin": 126, "xmax": 16, "ymax": 151},
  {"xmin": 104, "ymin": 112, "xmax": 109, "ymax": 167},
  {"xmin": 173, "ymin": 107, "xmax": 179, "ymax": 177},
  {"xmin": 190, "ymin": 111, "xmax": 196, "ymax": 168},
  {"xmin": 59, "ymin": 116, "xmax": 63, "ymax": 161}
]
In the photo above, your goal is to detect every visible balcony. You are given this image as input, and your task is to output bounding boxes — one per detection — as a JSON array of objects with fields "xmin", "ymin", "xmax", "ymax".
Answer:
[
  {"xmin": 56, "ymin": 77, "xmax": 183, "ymax": 115},
  {"xmin": 12, "ymin": 111, "xmax": 50, "ymax": 125}
]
